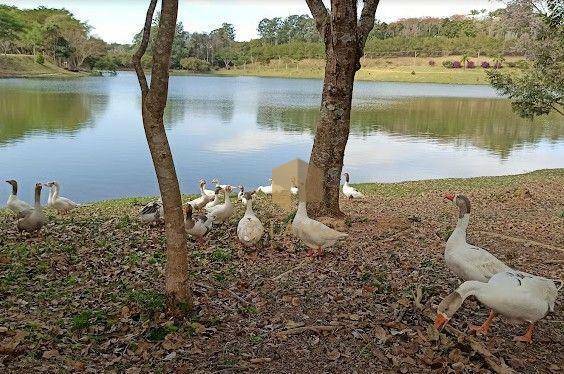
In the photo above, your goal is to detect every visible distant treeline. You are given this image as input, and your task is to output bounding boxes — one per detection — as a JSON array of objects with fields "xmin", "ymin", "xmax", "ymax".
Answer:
[{"xmin": 0, "ymin": 5, "xmax": 525, "ymax": 72}]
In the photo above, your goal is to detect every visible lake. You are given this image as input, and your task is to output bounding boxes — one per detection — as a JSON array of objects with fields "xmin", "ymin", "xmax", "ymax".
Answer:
[{"xmin": 1, "ymin": 72, "xmax": 563, "ymax": 203}]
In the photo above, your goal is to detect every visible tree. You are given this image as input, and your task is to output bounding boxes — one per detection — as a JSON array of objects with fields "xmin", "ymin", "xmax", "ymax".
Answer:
[
  {"xmin": 0, "ymin": 7, "xmax": 24, "ymax": 53},
  {"xmin": 304, "ymin": 0, "xmax": 380, "ymax": 217},
  {"xmin": 487, "ymin": 0, "xmax": 563, "ymax": 118},
  {"xmin": 132, "ymin": 0, "xmax": 192, "ymax": 314}
]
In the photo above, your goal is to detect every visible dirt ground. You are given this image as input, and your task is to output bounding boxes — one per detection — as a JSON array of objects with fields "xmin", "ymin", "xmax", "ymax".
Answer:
[{"xmin": 1, "ymin": 169, "xmax": 563, "ymax": 373}]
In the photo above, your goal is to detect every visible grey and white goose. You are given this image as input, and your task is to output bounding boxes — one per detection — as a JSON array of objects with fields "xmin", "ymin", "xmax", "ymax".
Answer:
[
  {"xmin": 6, "ymin": 179, "xmax": 33, "ymax": 218},
  {"xmin": 17, "ymin": 183, "xmax": 46, "ymax": 234},
  {"xmin": 184, "ymin": 204, "xmax": 213, "ymax": 244}
]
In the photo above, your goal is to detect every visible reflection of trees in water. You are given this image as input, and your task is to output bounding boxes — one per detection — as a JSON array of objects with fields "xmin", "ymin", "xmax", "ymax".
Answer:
[
  {"xmin": 0, "ymin": 89, "xmax": 108, "ymax": 145},
  {"xmin": 257, "ymin": 98, "xmax": 563, "ymax": 158},
  {"xmin": 162, "ymin": 98, "xmax": 235, "ymax": 128}
]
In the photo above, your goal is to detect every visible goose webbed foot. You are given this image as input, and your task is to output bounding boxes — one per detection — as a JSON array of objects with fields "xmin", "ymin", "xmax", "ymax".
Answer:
[
  {"xmin": 468, "ymin": 309, "xmax": 495, "ymax": 335},
  {"xmin": 513, "ymin": 323, "xmax": 534, "ymax": 343}
]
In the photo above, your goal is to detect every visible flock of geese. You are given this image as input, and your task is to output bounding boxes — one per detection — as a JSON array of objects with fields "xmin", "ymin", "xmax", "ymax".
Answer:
[{"xmin": 3, "ymin": 174, "xmax": 561, "ymax": 344}]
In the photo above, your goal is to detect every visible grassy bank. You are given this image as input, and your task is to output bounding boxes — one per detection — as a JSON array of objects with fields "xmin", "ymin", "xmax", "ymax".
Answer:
[
  {"xmin": 213, "ymin": 56, "xmax": 524, "ymax": 85},
  {"xmin": 1, "ymin": 169, "xmax": 562, "ymax": 372},
  {"xmin": 0, "ymin": 54, "xmax": 86, "ymax": 78}
]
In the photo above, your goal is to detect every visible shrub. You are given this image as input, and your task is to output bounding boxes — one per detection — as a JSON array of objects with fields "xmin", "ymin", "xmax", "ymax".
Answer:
[
  {"xmin": 35, "ymin": 53, "xmax": 45, "ymax": 65},
  {"xmin": 452, "ymin": 61, "xmax": 462, "ymax": 68},
  {"xmin": 466, "ymin": 60, "xmax": 475, "ymax": 68},
  {"xmin": 515, "ymin": 59, "xmax": 529, "ymax": 69},
  {"xmin": 180, "ymin": 57, "xmax": 211, "ymax": 72},
  {"xmin": 428, "ymin": 60, "xmax": 435, "ymax": 66},
  {"xmin": 493, "ymin": 62, "xmax": 503, "ymax": 69},
  {"xmin": 481, "ymin": 61, "xmax": 490, "ymax": 68},
  {"xmin": 507, "ymin": 61, "xmax": 516, "ymax": 68},
  {"xmin": 442, "ymin": 60, "xmax": 453, "ymax": 68}
]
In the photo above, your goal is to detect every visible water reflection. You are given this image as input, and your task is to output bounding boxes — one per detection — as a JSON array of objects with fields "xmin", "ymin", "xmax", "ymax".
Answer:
[
  {"xmin": 0, "ymin": 88, "xmax": 107, "ymax": 146},
  {"xmin": 257, "ymin": 98, "xmax": 563, "ymax": 158}
]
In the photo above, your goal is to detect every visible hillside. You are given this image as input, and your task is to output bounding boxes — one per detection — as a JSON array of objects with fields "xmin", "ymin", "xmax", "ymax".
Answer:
[{"xmin": 0, "ymin": 54, "xmax": 84, "ymax": 78}]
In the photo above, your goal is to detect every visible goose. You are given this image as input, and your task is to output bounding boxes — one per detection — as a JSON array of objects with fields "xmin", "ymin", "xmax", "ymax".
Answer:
[
  {"xmin": 443, "ymin": 193, "xmax": 511, "ymax": 334},
  {"xmin": 5, "ymin": 180, "xmax": 33, "ymax": 218},
  {"xmin": 290, "ymin": 178, "xmax": 299, "ymax": 196},
  {"xmin": 184, "ymin": 204, "xmax": 213, "ymax": 244},
  {"xmin": 139, "ymin": 199, "xmax": 163, "ymax": 224},
  {"xmin": 237, "ymin": 191, "xmax": 264, "ymax": 247},
  {"xmin": 237, "ymin": 185, "xmax": 248, "ymax": 205},
  {"xmin": 17, "ymin": 183, "xmax": 46, "ymax": 234},
  {"xmin": 201, "ymin": 180, "xmax": 215, "ymax": 198},
  {"xmin": 211, "ymin": 178, "xmax": 229, "ymax": 190},
  {"xmin": 342, "ymin": 172, "xmax": 364, "ymax": 199},
  {"xmin": 292, "ymin": 199, "xmax": 348, "ymax": 257},
  {"xmin": 434, "ymin": 270, "xmax": 561, "ymax": 343},
  {"xmin": 187, "ymin": 180, "xmax": 213, "ymax": 210},
  {"xmin": 206, "ymin": 185, "xmax": 234, "ymax": 224},
  {"xmin": 44, "ymin": 181, "xmax": 79, "ymax": 213},
  {"xmin": 204, "ymin": 186, "xmax": 223, "ymax": 210},
  {"xmin": 257, "ymin": 179, "xmax": 273, "ymax": 195}
]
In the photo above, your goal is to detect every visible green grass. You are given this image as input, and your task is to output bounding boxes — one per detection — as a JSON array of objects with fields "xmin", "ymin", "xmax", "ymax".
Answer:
[
  {"xmin": 208, "ymin": 56, "xmax": 525, "ymax": 85},
  {"xmin": 0, "ymin": 54, "xmax": 86, "ymax": 78}
]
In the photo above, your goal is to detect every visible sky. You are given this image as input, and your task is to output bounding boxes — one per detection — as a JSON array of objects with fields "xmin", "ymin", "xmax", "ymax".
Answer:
[{"xmin": 2, "ymin": 0, "xmax": 504, "ymax": 44}]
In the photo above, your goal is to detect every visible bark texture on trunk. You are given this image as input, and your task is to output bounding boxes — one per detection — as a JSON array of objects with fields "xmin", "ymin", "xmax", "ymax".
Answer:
[
  {"xmin": 305, "ymin": 0, "xmax": 380, "ymax": 217},
  {"xmin": 132, "ymin": 0, "xmax": 192, "ymax": 314}
]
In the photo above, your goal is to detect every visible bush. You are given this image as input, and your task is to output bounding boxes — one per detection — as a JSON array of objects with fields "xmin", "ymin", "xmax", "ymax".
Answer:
[
  {"xmin": 180, "ymin": 57, "xmax": 211, "ymax": 72},
  {"xmin": 428, "ymin": 60, "xmax": 435, "ymax": 66},
  {"xmin": 493, "ymin": 62, "xmax": 503, "ymax": 69},
  {"xmin": 481, "ymin": 61, "xmax": 490, "ymax": 68},
  {"xmin": 507, "ymin": 61, "xmax": 516, "ymax": 68},
  {"xmin": 35, "ymin": 53, "xmax": 45, "ymax": 65},
  {"xmin": 442, "ymin": 60, "xmax": 453, "ymax": 68},
  {"xmin": 452, "ymin": 61, "xmax": 462, "ymax": 68},
  {"xmin": 466, "ymin": 60, "xmax": 475, "ymax": 68},
  {"xmin": 515, "ymin": 59, "xmax": 529, "ymax": 69}
]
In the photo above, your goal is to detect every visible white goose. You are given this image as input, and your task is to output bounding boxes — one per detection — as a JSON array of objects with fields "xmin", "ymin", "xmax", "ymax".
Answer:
[
  {"xmin": 443, "ymin": 193, "xmax": 511, "ymax": 334},
  {"xmin": 342, "ymin": 172, "xmax": 364, "ymax": 199},
  {"xmin": 292, "ymin": 199, "xmax": 348, "ymax": 257},
  {"xmin": 184, "ymin": 204, "xmax": 213, "ymax": 244},
  {"xmin": 257, "ymin": 178, "xmax": 273, "ymax": 195},
  {"xmin": 204, "ymin": 186, "xmax": 223, "ymax": 211},
  {"xmin": 201, "ymin": 180, "xmax": 215, "ymax": 198},
  {"xmin": 44, "ymin": 181, "xmax": 79, "ymax": 213},
  {"xmin": 435, "ymin": 270, "xmax": 561, "ymax": 343},
  {"xmin": 237, "ymin": 185, "xmax": 248, "ymax": 205},
  {"xmin": 237, "ymin": 191, "xmax": 264, "ymax": 247},
  {"xmin": 187, "ymin": 180, "xmax": 213, "ymax": 210},
  {"xmin": 17, "ymin": 183, "xmax": 46, "ymax": 234},
  {"xmin": 211, "ymin": 178, "xmax": 229, "ymax": 190},
  {"xmin": 206, "ymin": 185, "xmax": 234, "ymax": 224},
  {"xmin": 5, "ymin": 180, "xmax": 33, "ymax": 218},
  {"xmin": 290, "ymin": 178, "xmax": 299, "ymax": 196}
]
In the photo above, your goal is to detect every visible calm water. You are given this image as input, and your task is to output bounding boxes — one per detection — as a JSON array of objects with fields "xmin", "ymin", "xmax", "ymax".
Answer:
[{"xmin": 1, "ymin": 72, "xmax": 563, "ymax": 203}]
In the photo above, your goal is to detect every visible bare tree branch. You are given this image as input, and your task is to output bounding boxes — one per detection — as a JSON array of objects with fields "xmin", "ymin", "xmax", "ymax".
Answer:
[
  {"xmin": 357, "ymin": 0, "xmax": 380, "ymax": 46},
  {"xmin": 305, "ymin": 0, "xmax": 330, "ymax": 34},
  {"xmin": 132, "ymin": 0, "xmax": 157, "ymax": 96}
]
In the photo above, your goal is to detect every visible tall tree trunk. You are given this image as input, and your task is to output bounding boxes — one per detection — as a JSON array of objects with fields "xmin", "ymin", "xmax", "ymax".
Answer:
[
  {"xmin": 132, "ymin": 0, "xmax": 192, "ymax": 314},
  {"xmin": 305, "ymin": 0, "xmax": 380, "ymax": 217}
]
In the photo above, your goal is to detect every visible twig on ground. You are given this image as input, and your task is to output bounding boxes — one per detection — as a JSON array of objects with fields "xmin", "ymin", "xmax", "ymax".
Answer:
[
  {"xmin": 411, "ymin": 284, "xmax": 515, "ymax": 374},
  {"xmin": 274, "ymin": 324, "xmax": 344, "ymax": 337},
  {"xmin": 477, "ymin": 231, "xmax": 564, "ymax": 253},
  {"xmin": 270, "ymin": 259, "xmax": 308, "ymax": 281},
  {"xmin": 195, "ymin": 279, "xmax": 250, "ymax": 306}
]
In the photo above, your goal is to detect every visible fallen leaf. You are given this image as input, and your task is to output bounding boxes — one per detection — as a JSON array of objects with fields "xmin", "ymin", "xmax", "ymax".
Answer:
[
  {"xmin": 42, "ymin": 349, "xmax": 59, "ymax": 359},
  {"xmin": 327, "ymin": 349, "xmax": 340, "ymax": 361}
]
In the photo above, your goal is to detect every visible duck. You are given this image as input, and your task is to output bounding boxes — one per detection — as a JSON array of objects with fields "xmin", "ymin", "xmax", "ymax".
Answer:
[
  {"xmin": 5, "ymin": 180, "xmax": 33, "ymax": 218},
  {"xmin": 237, "ymin": 191, "xmax": 264, "ymax": 247},
  {"xmin": 342, "ymin": 172, "xmax": 364, "ymax": 199},
  {"xmin": 201, "ymin": 180, "xmax": 215, "ymax": 198},
  {"xmin": 292, "ymin": 199, "xmax": 348, "ymax": 257},
  {"xmin": 187, "ymin": 179, "xmax": 213, "ymax": 210},
  {"xmin": 44, "ymin": 181, "xmax": 80, "ymax": 213},
  {"xmin": 237, "ymin": 185, "xmax": 248, "ymax": 205},
  {"xmin": 206, "ymin": 185, "xmax": 234, "ymax": 224},
  {"xmin": 434, "ymin": 270, "xmax": 561, "ymax": 343},
  {"xmin": 139, "ymin": 199, "xmax": 163, "ymax": 224},
  {"xmin": 257, "ymin": 179, "xmax": 273, "ymax": 195},
  {"xmin": 443, "ymin": 193, "xmax": 511, "ymax": 334},
  {"xmin": 290, "ymin": 178, "xmax": 299, "ymax": 196},
  {"xmin": 184, "ymin": 204, "xmax": 213, "ymax": 244},
  {"xmin": 17, "ymin": 183, "xmax": 46, "ymax": 234},
  {"xmin": 204, "ymin": 186, "xmax": 223, "ymax": 210}
]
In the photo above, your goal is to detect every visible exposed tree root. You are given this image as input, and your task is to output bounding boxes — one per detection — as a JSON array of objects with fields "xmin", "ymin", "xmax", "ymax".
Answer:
[{"xmin": 477, "ymin": 231, "xmax": 564, "ymax": 253}]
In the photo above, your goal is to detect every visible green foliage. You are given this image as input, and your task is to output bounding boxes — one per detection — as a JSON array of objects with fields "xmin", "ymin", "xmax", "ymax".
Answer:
[
  {"xmin": 34, "ymin": 52, "xmax": 44, "ymax": 65},
  {"xmin": 129, "ymin": 290, "xmax": 166, "ymax": 314},
  {"xmin": 442, "ymin": 60, "xmax": 453, "ymax": 68},
  {"xmin": 180, "ymin": 57, "xmax": 211, "ymax": 72}
]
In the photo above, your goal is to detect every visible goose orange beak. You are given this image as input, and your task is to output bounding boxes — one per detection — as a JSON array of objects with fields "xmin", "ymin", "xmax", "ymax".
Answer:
[
  {"xmin": 444, "ymin": 193, "xmax": 455, "ymax": 201},
  {"xmin": 434, "ymin": 313, "xmax": 448, "ymax": 330}
]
